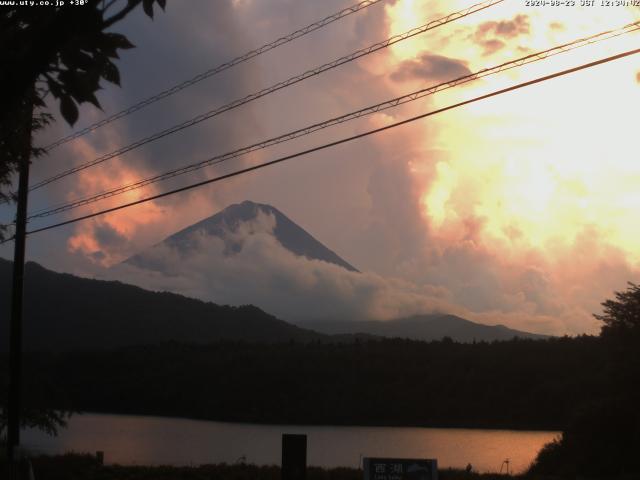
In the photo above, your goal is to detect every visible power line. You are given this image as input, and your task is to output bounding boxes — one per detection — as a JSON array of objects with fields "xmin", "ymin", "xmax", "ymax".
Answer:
[
  {"xmin": 26, "ymin": 20, "xmax": 640, "ymax": 220},
  {"xmin": 0, "ymin": 235, "xmax": 16, "ymax": 246},
  {"xmin": 42, "ymin": 0, "xmax": 387, "ymax": 152},
  {"xmin": 29, "ymin": 0, "xmax": 504, "ymax": 192},
  {"xmin": 25, "ymin": 46, "xmax": 640, "ymax": 236}
]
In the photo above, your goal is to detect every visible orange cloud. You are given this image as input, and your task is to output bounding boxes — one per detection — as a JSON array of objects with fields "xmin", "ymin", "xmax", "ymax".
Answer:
[
  {"xmin": 378, "ymin": 1, "xmax": 640, "ymax": 333},
  {"xmin": 66, "ymin": 153, "xmax": 165, "ymax": 266},
  {"xmin": 62, "ymin": 137, "xmax": 236, "ymax": 266},
  {"xmin": 49, "ymin": 0, "xmax": 640, "ymax": 336},
  {"xmin": 473, "ymin": 14, "xmax": 530, "ymax": 55},
  {"xmin": 475, "ymin": 14, "xmax": 530, "ymax": 40}
]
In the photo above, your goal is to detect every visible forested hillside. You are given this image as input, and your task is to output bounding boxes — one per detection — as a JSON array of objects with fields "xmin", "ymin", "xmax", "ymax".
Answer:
[
  {"xmin": 4, "ymin": 336, "xmax": 606, "ymax": 430},
  {"xmin": 0, "ymin": 259, "xmax": 325, "ymax": 350}
]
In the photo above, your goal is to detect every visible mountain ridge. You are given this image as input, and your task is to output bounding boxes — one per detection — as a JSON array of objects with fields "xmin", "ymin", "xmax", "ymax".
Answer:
[
  {"xmin": 0, "ymin": 258, "xmax": 330, "ymax": 351},
  {"xmin": 299, "ymin": 314, "xmax": 549, "ymax": 342},
  {"xmin": 0, "ymin": 258, "xmax": 549, "ymax": 350},
  {"xmin": 125, "ymin": 200, "xmax": 358, "ymax": 273}
]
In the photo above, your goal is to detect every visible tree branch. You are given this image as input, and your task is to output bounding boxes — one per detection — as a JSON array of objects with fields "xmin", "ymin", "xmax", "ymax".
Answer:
[
  {"xmin": 103, "ymin": 0, "xmax": 141, "ymax": 28},
  {"xmin": 102, "ymin": 0, "xmax": 121, "ymax": 13}
]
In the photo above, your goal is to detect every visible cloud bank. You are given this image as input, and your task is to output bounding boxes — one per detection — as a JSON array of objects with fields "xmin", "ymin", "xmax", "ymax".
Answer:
[
  {"xmin": 4, "ymin": 0, "xmax": 639, "ymax": 337},
  {"xmin": 107, "ymin": 211, "xmax": 455, "ymax": 324}
]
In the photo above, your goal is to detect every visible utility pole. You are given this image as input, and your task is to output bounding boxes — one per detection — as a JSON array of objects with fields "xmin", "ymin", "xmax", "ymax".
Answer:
[{"xmin": 6, "ymin": 92, "xmax": 33, "ymax": 479}]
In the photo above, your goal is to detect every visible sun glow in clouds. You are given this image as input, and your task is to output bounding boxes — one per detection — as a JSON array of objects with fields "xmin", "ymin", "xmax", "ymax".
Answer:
[{"xmin": 385, "ymin": 0, "xmax": 640, "ymax": 264}]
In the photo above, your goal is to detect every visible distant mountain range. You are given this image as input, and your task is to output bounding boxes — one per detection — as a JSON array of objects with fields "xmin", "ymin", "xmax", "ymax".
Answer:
[
  {"xmin": 299, "ymin": 315, "xmax": 549, "ymax": 342},
  {"xmin": 0, "ymin": 259, "xmax": 327, "ymax": 351},
  {"xmin": 125, "ymin": 200, "xmax": 358, "ymax": 273},
  {"xmin": 0, "ymin": 258, "xmax": 548, "ymax": 351},
  {"xmin": 0, "ymin": 201, "xmax": 549, "ymax": 350}
]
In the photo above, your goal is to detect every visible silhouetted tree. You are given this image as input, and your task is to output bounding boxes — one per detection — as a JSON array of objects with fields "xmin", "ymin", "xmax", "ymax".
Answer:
[
  {"xmin": 0, "ymin": 404, "xmax": 70, "ymax": 439},
  {"xmin": 594, "ymin": 282, "xmax": 640, "ymax": 338},
  {"xmin": 594, "ymin": 282, "xmax": 640, "ymax": 401},
  {"xmin": 0, "ymin": 0, "xmax": 167, "ymax": 437},
  {"xmin": 530, "ymin": 284, "xmax": 640, "ymax": 478},
  {"xmin": 0, "ymin": 0, "xmax": 167, "ymax": 228}
]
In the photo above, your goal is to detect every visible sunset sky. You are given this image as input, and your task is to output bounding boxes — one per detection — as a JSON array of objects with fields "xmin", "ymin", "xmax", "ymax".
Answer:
[{"xmin": 2, "ymin": 0, "xmax": 639, "ymax": 335}]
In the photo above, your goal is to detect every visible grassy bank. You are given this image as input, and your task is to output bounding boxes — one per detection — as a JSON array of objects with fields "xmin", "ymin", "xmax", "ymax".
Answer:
[{"xmin": 0, "ymin": 453, "xmax": 568, "ymax": 480}]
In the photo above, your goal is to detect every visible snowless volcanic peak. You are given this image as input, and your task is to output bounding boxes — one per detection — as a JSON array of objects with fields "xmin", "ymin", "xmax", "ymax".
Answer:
[{"xmin": 125, "ymin": 200, "xmax": 358, "ymax": 273}]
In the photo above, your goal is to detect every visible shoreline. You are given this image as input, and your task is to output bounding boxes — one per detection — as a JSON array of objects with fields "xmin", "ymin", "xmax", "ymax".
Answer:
[
  {"xmin": 19, "ymin": 413, "xmax": 559, "ymax": 474},
  {"xmin": 59, "ymin": 410, "xmax": 564, "ymax": 434},
  {"xmin": 1, "ymin": 453, "xmax": 557, "ymax": 480}
]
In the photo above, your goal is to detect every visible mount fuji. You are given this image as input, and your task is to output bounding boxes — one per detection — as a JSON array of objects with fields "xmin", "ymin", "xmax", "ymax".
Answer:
[{"xmin": 125, "ymin": 200, "xmax": 358, "ymax": 273}]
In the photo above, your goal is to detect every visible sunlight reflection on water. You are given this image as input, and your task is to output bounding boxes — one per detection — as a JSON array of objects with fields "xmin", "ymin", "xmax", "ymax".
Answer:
[{"xmin": 22, "ymin": 413, "xmax": 560, "ymax": 474}]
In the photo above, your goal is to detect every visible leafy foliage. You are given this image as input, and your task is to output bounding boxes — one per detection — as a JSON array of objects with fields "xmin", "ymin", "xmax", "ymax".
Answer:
[
  {"xmin": 0, "ymin": 0, "xmax": 167, "ymax": 435},
  {"xmin": 0, "ymin": 0, "xmax": 167, "ymax": 234},
  {"xmin": 0, "ymin": 352, "xmax": 73, "ymax": 440},
  {"xmin": 1, "ymin": 0, "xmax": 166, "ymax": 125},
  {"xmin": 0, "ymin": 258, "xmax": 621, "ymax": 433},
  {"xmin": 0, "ymin": 336, "xmax": 606, "ymax": 431},
  {"xmin": 530, "ymin": 398, "xmax": 640, "ymax": 478},
  {"xmin": 530, "ymin": 284, "xmax": 640, "ymax": 478},
  {"xmin": 0, "ymin": 406, "xmax": 70, "ymax": 439},
  {"xmin": 594, "ymin": 282, "xmax": 640, "ymax": 338}
]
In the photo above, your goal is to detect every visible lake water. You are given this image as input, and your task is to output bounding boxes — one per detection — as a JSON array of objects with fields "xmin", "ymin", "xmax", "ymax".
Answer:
[{"xmin": 22, "ymin": 413, "xmax": 559, "ymax": 474}]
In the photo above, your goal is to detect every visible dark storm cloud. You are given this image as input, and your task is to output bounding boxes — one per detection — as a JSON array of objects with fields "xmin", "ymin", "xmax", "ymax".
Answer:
[
  {"xmin": 475, "ymin": 14, "xmax": 530, "ymax": 40},
  {"xmin": 32, "ymin": 0, "xmax": 265, "ymax": 193},
  {"xmin": 17, "ymin": 0, "xmax": 275, "ymax": 264},
  {"xmin": 90, "ymin": 251, "xmax": 107, "ymax": 262},
  {"xmin": 480, "ymin": 39, "xmax": 506, "ymax": 56},
  {"xmin": 5, "ymin": 0, "xmax": 626, "ymax": 338},
  {"xmin": 19, "ymin": 0, "xmax": 404, "ymax": 275},
  {"xmin": 473, "ymin": 14, "xmax": 530, "ymax": 56},
  {"xmin": 390, "ymin": 53, "xmax": 471, "ymax": 83},
  {"xmin": 106, "ymin": 1, "xmax": 267, "ymax": 174},
  {"xmin": 93, "ymin": 223, "xmax": 129, "ymax": 250}
]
